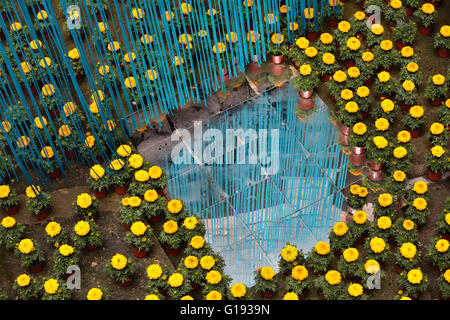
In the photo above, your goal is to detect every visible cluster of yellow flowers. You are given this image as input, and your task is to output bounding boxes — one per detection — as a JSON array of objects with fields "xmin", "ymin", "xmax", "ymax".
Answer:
[
  {"xmin": 144, "ymin": 189, "xmax": 158, "ymax": 202},
  {"xmin": 407, "ymin": 268, "xmax": 423, "ymax": 284},
  {"xmin": 163, "ymin": 220, "xmax": 178, "ymax": 234},
  {"xmin": 206, "ymin": 270, "xmax": 222, "ymax": 284},
  {"xmin": 291, "ymin": 265, "xmax": 308, "ymax": 281},
  {"xmin": 352, "ymin": 122, "xmax": 367, "ymax": 135},
  {"xmin": 16, "ymin": 274, "xmax": 31, "ymax": 287},
  {"xmin": 168, "ymin": 272, "xmax": 184, "ymax": 287},
  {"xmin": 59, "ymin": 244, "xmax": 74, "ymax": 256},
  {"xmin": 17, "ymin": 239, "xmax": 35, "ymax": 254},
  {"xmin": 435, "ymin": 239, "xmax": 449, "ymax": 253},
  {"xmin": 348, "ymin": 283, "xmax": 363, "ymax": 297},
  {"xmin": 378, "ymin": 193, "xmax": 393, "ymax": 207},
  {"xmin": 377, "ymin": 216, "xmax": 392, "ymax": 230},
  {"xmin": 184, "ymin": 256, "xmax": 199, "ymax": 269},
  {"xmin": 44, "ymin": 279, "xmax": 59, "ymax": 294},
  {"xmin": 168, "ymin": 199, "xmax": 183, "ymax": 214}
]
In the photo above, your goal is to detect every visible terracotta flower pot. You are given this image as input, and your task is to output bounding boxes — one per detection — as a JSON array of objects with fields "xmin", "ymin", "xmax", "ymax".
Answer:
[
  {"xmin": 349, "ymin": 146, "xmax": 366, "ymax": 166},
  {"xmin": 260, "ymin": 290, "xmax": 275, "ymax": 299},
  {"xmin": 165, "ymin": 246, "xmax": 181, "ymax": 256},
  {"xmin": 369, "ymin": 160, "xmax": 384, "ymax": 171},
  {"xmin": 192, "ymin": 283, "xmax": 201, "ymax": 291},
  {"xmin": 306, "ymin": 32, "xmax": 319, "ymax": 41},
  {"xmin": 299, "ymin": 89, "xmax": 314, "ymax": 99},
  {"xmin": 270, "ymin": 64, "xmax": 285, "ymax": 76},
  {"xmin": 5, "ymin": 205, "xmax": 19, "ymax": 216},
  {"xmin": 396, "ymin": 42, "xmax": 407, "ymax": 50},
  {"xmin": 419, "ymin": 26, "xmax": 432, "ymax": 36},
  {"xmin": 36, "ymin": 208, "xmax": 49, "ymax": 220},
  {"xmin": 400, "ymin": 102, "xmax": 412, "ymax": 111},
  {"xmin": 427, "ymin": 170, "xmax": 441, "ymax": 182},
  {"xmin": 430, "ymin": 99, "xmax": 442, "ymax": 106},
  {"xmin": 29, "ymin": 261, "xmax": 44, "ymax": 274},
  {"xmin": 344, "ymin": 60, "xmax": 355, "ymax": 69},
  {"xmin": 408, "ymin": 128, "xmax": 421, "ymax": 139},
  {"xmin": 320, "ymin": 75, "xmax": 331, "ymax": 82},
  {"xmin": 299, "ymin": 97, "xmax": 315, "ymax": 111},
  {"xmin": 327, "ymin": 19, "xmax": 338, "ymax": 27},
  {"xmin": 118, "ymin": 277, "xmax": 133, "ymax": 287},
  {"xmin": 86, "ymin": 245, "xmax": 97, "ymax": 252},
  {"xmin": 133, "ymin": 247, "xmax": 148, "ymax": 258},
  {"xmin": 93, "ymin": 189, "xmax": 108, "ymax": 199},
  {"xmin": 405, "ymin": 6, "xmax": 414, "ymax": 16},
  {"xmin": 339, "ymin": 126, "xmax": 351, "ymax": 146},
  {"xmin": 368, "ymin": 169, "xmax": 384, "ymax": 182},
  {"xmin": 149, "ymin": 214, "xmax": 161, "ymax": 223},
  {"xmin": 363, "ymin": 78, "xmax": 373, "ymax": 86},
  {"xmin": 123, "ymin": 223, "xmax": 130, "ymax": 231},
  {"xmin": 114, "ymin": 185, "xmax": 128, "ymax": 195},
  {"xmin": 437, "ymin": 48, "xmax": 450, "ymax": 58},
  {"xmin": 349, "ymin": 169, "xmax": 363, "ymax": 176},
  {"xmin": 271, "ymin": 55, "xmax": 284, "ymax": 65}
]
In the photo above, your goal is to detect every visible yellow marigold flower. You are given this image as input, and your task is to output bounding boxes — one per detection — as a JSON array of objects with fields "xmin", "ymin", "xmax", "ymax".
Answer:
[
  {"xmin": 87, "ymin": 288, "xmax": 103, "ymax": 300},
  {"xmin": 421, "ymin": 3, "xmax": 435, "ymax": 14},
  {"xmin": 432, "ymin": 74, "xmax": 445, "ymax": 86},
  {"xmin": 16, "ymin": 136, "xmax": 30, "ymax": 149},
  {"xmin": 132, "ymin": 7, "xmax": 145, "ymax": 19},
  {"xmin": 356, "ymin": 86, "xmax": 370, "ymax": 98},
  {"xmin": 403, "ymin": 219, "xmax": 415, "ymax": 231},
  {"xmin": 107, "ymin": 41, "xmax": 120, "ymax": 52},
  {"xmin": 213, "ymin": 42, "xmax": 226, "ymax": 54},
  {"xmin": 0, "ymin": 121, "xmax": 11, "ymax": 133},
  {"xmin": 247, "ymin": 30, "xmax": 259, "ymax": 42},
  {"xmin": 406, "ymin": 62, "xmax": 419, "ymax": 73},
  {"xmin": 393, "ymin": 146, "xmax": 408, "ymax": 159},
  {"xmin": 128, "ymin": 196, "xmax": 142, "ymax": 208},
  {"xmin": 265, "ymin": 13, "xmax": 276, "ymax": 24},
  {"xmin": 430, "ymin": 122, "xmax": 444, "ymax": 135},
  {"xmin": 400, "ymin": 243, "xmax": 417, "ymax": 259},
  {"xmin": 230, "ymin": 283, "xmax": 247, "ymax": 298},
  {"xmin": 123, "ymin": 52, "xmax": 136, "ymax": 63},
  {"xmin": 380, "ymin": 40, "xmax": 393, "ymax": 51},
  {"xmin": 353, "ymin": 211, "xmax": 368, "ymax": 224},
  {"xmin": 333, "ymin": 222, "xmax": 348, "ymax": 236},
  {"xmin": 1, "ymin": 216, "xmax": 16, "ymax": 228},
  {"xmin": 412, "ymin": 181, "xmax": 427, "ymax": 194},
  {"xmin": 281, "ymin": 244, "xmax": 298, "ymax": 262},
  {"xmin": 146, "ymin": 69, "xmax": 157, "ymax": 81},
  {"xmin": 117, "ymin": 145, "xmax": 132, "ymax": 158},
  {"xmin": 407, "ymin": 269, "xmax": 423, "ymax": 284},
  {"xmin": 148, "ymin": 166, "xmax": 162, "ymax": 179},
  {"xmin": 305, "ymin": 47, "xmax": 318, "ymax": 58},
  {"xmin": 128, "ymin": 154, "xmax": 144, "ymax": 169},
  {"xmin": 358, "ymin": 187, "xmax": 368, "ymax": 197},
  {"xmin": 345, "ymin": 101, "xmax": 359, "ymax": 113},
  {"xmin": 89, "ymin": 164, "xmax": 105, "ymax": 180},
  {"xmin": 26, "ymin": 185, "xmax": 41, "ymax": 198},
  {"xmin": 348, "ymin": 283, "xmax": 363, "ymax": 297},
  {"xmin": 44, "ymin": 279, "xmax": 59, "ymax": 294},
  {"xmin": 74, "ymin": 220, "xmax": 91, "ymax": 236},
  {"xmin": 350, "ymin": 184, "xmax": 360, "ymax": 195},
  {"xmin": 68, "ymin": 48, "xmax": 80, "ymax": 60},
  {"xmin": 130, "ymin": 221, "xmax": 147, "ymax": 236},
  {"xmin": 163, "ymin": 220, "xmax": 178, "ymax": 234},
  {"xmin": 314, "ymin": 241, "xmax": 330, "ymax": 255},
  {"xmin": 288, "ymin": 22, "xmax": 298, "ymax": 31},
  {"xmin": 42, "ymin": 83, "xmax": 55, "ymax": 97},
  {"xmin": 291, "ymin": 265, "xmax": 308, "ymax": 281},
  {"xmin": 443, "ymin": 269, "xmax": 450, "ymax": 283},
  {"xmin": 10, "ymin": 22, "xmax": 22, "ymax": 31},
  {"xmin": 225, "ymin": 32, "xmax": 237, "ymax": 43},
  {"xmin": 45, "ymin": 221, "xmax": 61, "ymax": 237},
  {"xmin": 378, "ymin": 193, "xmax": 393, "ymax": 207},
  {"xmin": 144, "ymin": 189, "xmax": 158, "ymax": 202},
  {"xmin": 431, "ymin": 145, "xmax": 445, "ymax": 158},
  {"xmin": 364, "ymin": 259, "xmax": 380, "ymax": 274},
  {"xmin": 20, "ymin": 61, "xmax": 32, "ymax": 74},
  {"xmin": 29, "ymin": 39, "xmax": 42, "ymax": 50},
  {"xmin": 168, "ymin": 199, "xmax": 183, "ymax": 214},
  {"xmin": 168, "ymin": 272, "xmax": 184, "ymax": 287},
  {"xmin": 320, "ymin": 32, "xmax": 333, "ymax": 44},
  {"xmin": 369, "ymin": 237, "xmax": 386, "ymax": 253},
  {"xmin": 184, "ymin": 255, "xmax": 199, "ymax": 269},
  {"xmin": 260, "ymin": 266, "xmax": 276, "ymax": 280},
  {"xmin": 354, "ymin": 10, "xmax": 366, "ymax": 20},
  {"xmin": 76, "ymin": 193, "xmax": 93, "ymax": 209},
  {"xmin": 124, "ymin": 77, "xmax": 137, "ymax": 89},
  {"xmin": 390, "ymin": 0, "xmax": 402, "ymax": 9},
  {"xmin": 338, "ymin": 21, "xmax": 351, "ymax": 33},
  {"xmin": 190, "ymin": 236, "xmax": 205, "ymax": 249},
  {"xmin": 206, "ymin": 290, "xmax": 222, "ymax": 300},
  {"xmin": 375, "ymin": 118, "xmax": 390, "ymax": 131},
  {"xmin": 346, "ymin": 37, "xmax": 361, "ymax": 51},
  {"xmin": 135, "ymin": 170, "xmax": 149, "ymax": 182},
  {"xmin": 343, "ymin": 248, "xmax": 359, "ymax": 263},
  {"xmin": 16, "ymin": 274, "xmax": 31, "ymax": 287},
  {"xmin": 200, "ymin": 255, "xmax": 215, "ymax": 270},
  {"xmin": 325, "ymin": 270, "xmax": 341, "ymax": 285},
  {"xmin": 322, "ymin": 52, "xmax": 335, "ymax": 65},
  {"xmin": 85, "ymin": 135, "xmax": 95, "ymax": 149},
  {"xmin": 373, "ymin": 136, "xmax": 388, "ymax": 149},
  {"xmin": 146, "ymin": 264, "xmax": 162, "ymax": 279},
  {"xmin": 402, "ymin": 80, "xmax": 415, "ymax": 92},
  {"xmin": 352, "ymin": 122, "xmax": 367, "ymax": 135},
  {"xmin": 271, "ymin": 33, "xmax": 284, "ymax": 45},
  {"xmin": 377, "ymin": 71, "xmax": 390, "ymax": 83},
  {"xmin": 109, "ymin": 159, "xmax": 125, "ymax": 171},
  {"xmin": 362, "ymin": 51, "xmax": 374, "ymax": 62},
  {"xmin": 393, "ymin": 170, "xmax": 406, "ymax": 182},
  {"xmin": 333, "ymin": 70, "xmax": 347, "ymax": 83},
  {"xmin": 377, "ymin": 216, "xmax": 392, "ymax": 230},
  {"xmin": 371, "ymin": 24, "xmax": 384, "ymax": 35},
  {"xmin": 412, "ymin": 197, "xmax": 427, "ymax": 211},
  {"xmin": 59, "ymin": 244, "xmax": 74, "ymax": 256},
  {"xmin": 401, "ymin": 46, "xmax": 414, "ymax": 58},
  {"xmin": 299, "ymin": 64, "xmax": 312, "ymax": 76},
  {"xmin": 295, "ymin": 37, "xmax": 309, "ymax": 49},
  {"xmin": 397, "ymin": 130, "xmax": 411, "ymax": 143},
  {"xmin": 36, "ymin": 10, "xmax": 48, "ymax": 20},
  {"xmin": 144, "ymin": 294, "xmax": 160, "ymax": 300},
  {"xmin": 18, "ymin": 239, "xmax": 35, "ymax": 254},
  {"xmin": 435, "ymin": 239, "xmax": 449, "ymax": 253},
  {"xmin": 380, "ymin": 99, "xmax": 394, "ymax": 113},
  {"xmin": 440, "ymin": 25, "xmax": 450, "ymax": 37},
  {"xmin": 111, "ymin": 254, "xmax": 128, "ymax": 270},
  {"xmin": 183, "ymin": 216, "xmax": 199, "ymax": 230},
  {"xmin": 58, "ymin": 125, "xmax": 71, "ymax": 138},
  {"xmin": 206, "ymin": 270, "xmax": 222, "ymax": 284},
  {"xmin": 347, "ymin": 67, "xmax": 360, "ymax": 79},
  {"xmin": 283, "ymin": 292, "xmax": 299, "ymax": 300},
  {"xmin": 181, "ymin": 2, "xmax": 192, "ymax": 14}
]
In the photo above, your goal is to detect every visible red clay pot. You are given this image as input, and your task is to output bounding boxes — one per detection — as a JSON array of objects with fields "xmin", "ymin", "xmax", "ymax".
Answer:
[
  {"xmin": 408, "ymin": 128, "xmax": 421, "ymax": 139},
  {"xmin": 192, "ymin": 283, "xmax": 201, "ymax": 291},
  {"xmin": 36, "ymin": 208, "xmax": 49, "ymax": 220},
  {"xmin": 405, "ymin": 6, "xmax": 414, "ymax": 16},
  {"xmin": 369, "ymin": 160, "xmax": 383, "ymax": 171},
  {"xmin": 165, "ymin": 246, "xmax": 181, "ymax": 256},
  {"xmin": 299, "ymin": 97, "xmax": 315, "ymax": 111},
  {"xmin": 344, "ymin": 60, "xmax": 355, "ymax": 69},
  {"xmin": 368, "ymin": 169, "xmax": 384, "ymax": 182},
  {"xmin": 133, "ymin": 247, "xmax": 148, "ymax": 258},
  {"xmin": 437, "ymin": 48, "xmax": 449, "ymax": 58},
  {"xmin": 306, "ymin": 32, "xmax": 319, "ymax": 41},
  {"xmin": 260, "ymin": 290, "xmax": 275, "ymax": 298},
  {"xmin": 270, "ymin": 64, "xmax": 285, "ymax": 76},
  {"xmin": 349, "ymin": 147, "xmax": 366, "ymax": 166},
  {"xmin": 29, "ymin": 261, "xmax": 44, "ymax": 274},
  {"xmin": 320, "ymin": 75, "xmax": 331, "ymax": 82},
  {"xmin": 327, "ymin": 19, "xmax": 338, "ymax": 27},
  {"xmin": 427, "ymin": 170, "xmax": 441, "ymax": 182},
  {"xmin": 118, "ymin": 277, "xmax": 133, "ymax": 287},
  {"xmin": 400, "ymin": 102, "xmax": 412, "ymax": 111},
  {"xmin": 299, "ymin": 89, "xmax": 314, "ymax": 99},
  {"xmin": 114, "ymin": 185, "xmax": 128, "ymax": 195},
  {"xmin": 93, "ymin": 189, "xmax": 108, "ymax": 199},
  {"xmin": 397, "ymin": 42, "xmax": 407, "ymax": 50},
  {"xmin": 123, "ymin": 223, "xmax": 130, "ymax": 231},
  {"xmin": 271, "ymin": 55, "xmax": 284, "ymax": 65},
  {"xmin": 339, "ymin": 126, "xmax": 351, "ymax": 146},
  {"xmin": 419, "ymin": 26, "xmax": 432, "ymax": 36},
  {"xmin": 149, "ymin": 214, "xmax": 161, "ymax": 223},
  {"xmin": 430, "ymin": 99, "xmax": 442, "ymax": 106},
  {"xmin": 86, "ymin": 245, "xmax": 97, "ymax": 252},
  {"xmin": 5, "ymin": 205, "xmax": 19, "ymax": 216},
  {"xmin": 363, "ymin": 78, "xmax": 373, "ymax": 86},
  {"xmin": 49, "ymin": 168, "xmax": 61, "ymax": 179}
]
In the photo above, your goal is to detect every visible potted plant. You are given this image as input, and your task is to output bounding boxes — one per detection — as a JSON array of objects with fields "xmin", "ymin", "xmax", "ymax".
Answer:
[
  {"xmin": 0, "ymin": 185, "xmax": 19, "ymax": 215},
  {"xmin": 393, "ymin": 21, "xmax": 417, "ymax": 49},
  {"xmin": 329, "ymin": 222, "xmax": 354, "ymax": 256},
  {"xmin": 53, "ymin": 244, "xmax": 79, "ymax": 279},
  {"xmin": 437, "ymin": 270, "xmax": 450, "ymax": 300},
  {"xmin": 317, "ymin": 32, "xmax": 336, "ymax": 53},
  {"xmin": 318, "ymin": 52, "xmax": 339, "ymax": 82},
  {"xmin": 45, "ymin": 221, "xmax": 68, "ymax": 248},
  {"xmin": 398, "ymin": 46, "xmax": 418, "ymax": 67},
  {"xmin": 40, "ymin": 84, "xmax": 60, "ymax": 119},
  {"xmin": 403, "ymin": 0, "xmax": 419, "ymax": 16},
  {"xmin": 40, "ymin": 146, "xmax": 62, "ymax": 179},
  {"xmin": 158, "ymin": 220, "xmax": 183, "ymax": 256},
  {"xmin": 165, "ymin": 199, "xmax": 189, "ymax": 223},
  {"xmin": 337, "ymin": 101, "xmax": 361, "ymax": 145},
  {"xmin": 72, "ymin": 219, "xmax": 103, "ymax": 251},
  {"xmin": 348, "ymin": 122, "xmax": 367, "ymax": 166},
  {"xmin": 347, "ymin": 210, "xmax": 369, "ymax": 244},
  {"xmin": 120, "ymin": 196, "xmax": 145, "ymax": 230},
  {"xmin": 14, "ymin": 238, "xmax": 46, "ymax": 273},
  {"xmin": 13, "ymin": 274, "xmax": 41, "ymax": 300},
  {"xmin": 25, "ymin": 185, "xmax": 51, "ymax": 220},
  {"xmin": 402, "ymin": 105, "xmax": 425, "ymax": 138},
  {"xmin": 340, "ymin": 36, "xmax": 362, "ymax": 68},
  {"xmin": 184, "ymin": 235, "xmax": 216, "ymax": 258},
  {"xmin": 428, "ymin": 122, "xmax": 448, "ymax": 146},
  {"xmin": 436, "ymin": 200, "xmax": 450, "ymax": 240},
  {"xmin": 180, "ymin": 216, "xmax": 206, "ymax": 243},
  {"xmin": 343, "ymin": 283, "xmax": 367, "ymax": 300},
  {"xmin": 369, "ymin": 216, "xmax": 393, "ymax": 241},
  {"xmin": 142, "ymin": 189, "xmax": 166, "ymax": 223},
  {"xmin": 349, "ymin": 10, "xmax": 367, "ymax": 35},
  {"xmin": 365, "ymin": 24, "xmax": 384, "ymax": 48},
  {"xmin": 0, "ymin": 216, "xmax": 25, "ymax": 251},
  {"xmin": 228, "ymin": 283, "xmax": 249, "ymax": 300},
  {"xmin": 202, "ymin": 269, "xmax": 231, "ymax": 297},
  {"xmin": 395, "ymin": 242, "xmax": 421, "ymax": 273},
  {"xmin": 295, "ymin": 63, "xmax": 319, "ymax": 110},
  {"xmin": 424, "ymin": 74, "xmax": 447, "ymax": 106},
  {"xmin": 434, "ymin": 25, "xmax": 450, "ymax": 58},
  {"xmin": 405, "ymin": 197, "xmax": 430, "ymax": 226},
  {"xmin": 72, "ymin": 193, "xmax": 98, "ymax": 220},
  {"xmin": 386, "ymin": 170, "xmax": 408, "ymax": 197},
  {"xmin": 87, "ymin": 164, "xmax": 111, "ymax": 199},
  {"xmin": 413, "ymin": 3, "xmax": 436, "ymax": 35},
  {"xmin": 146, "ymin": 263, "xmax": 170, "ymax": 296},
  {"xmin": 438, "ymin": 99, "xmax": 450, "ymax": 130},
  {"xmin": 268, "ymin": 33, "xmax": 287, "ymax": 64},
  {"xmin": 337, "ymin": 248, "xmax": 364, "ymax": 281},
  {"xmin": 387, "ymin": 145, "xmax": 413, "ymax": 175},
  {"xmin": 399, "ymin": 62, "xmax": 422, "ymax": 87},
  {"xmin": 373, "ymin": 193, "xmax": 395, "ymax": 219},
  {"xmin": 355, "ymin": 51, "xmax": 378, "ymax": 86},
  {"xmin": 285, "ymin": 265, "xmax": 312, "ymax": 298},
  {"xmin": 365, "ymin": 236, "xmax": 389, "ymax": 263},
  {"xmin": 41, "ymin": 278, "xmax": 73, "ymax": 300},
  {"xmin": 354, "ymin": 86, "xmax": 372, "ymax": 117},
  {"xmin": 393, "ymin": 218, "xmax": 419, "ymax": 245},
  {"xmin": 278, "ymin": 243, "xmax": 305, "ymax": 276},
  {"xmin": 333, "ymin": 20, "xmax": 354, "ymax": 45},
  {"xmin": 177, "ymin": 255, "xmax": 204, "ymax": 291},
  {"xmin": 374, "ymin": 40, "xmax": 398, "ymax": 72},
  {"xmin": 374, "ymin": 71, "xmax": 395, "ymax": 99},
  {"xmin": 128, "ymin": 170, "xmax": 153, "ymax": 197},
  {"xmin": 305, "ymin": 241, "xmax": 333, "ymax": 275},
  {"xmin": 384, "ymin": 0, "xmax": 406, "ymax": 30},
  {"xmin": 109, "ymin": 158, "xmax": 131, "ymax": 194},
  {"xmin": 398, "ymin": 268, "xmax": 428, "ymax": 298},
  {"xmin": 366, "ymin": 135, "xmax": 390, "ymax": 181},
  {"xmin": 166, "ymin": 272, "xmax": 192, "ymax": 300},
  {"xmin": 105, "ymin": 254, "xmax": 136, "ymax": 287},
  {"xmin": 254, "ymin": 266, "xmax": 277, "ymax": 298},
  {"xmin": 125, "ymin": 221, "xmax": 154, "ymax": 258},
  {"xmin": 315, "ymin": 270, "xmax": 344, "ymax": 300},
  {"xmin": 428, "ymin": 238, "xmax": 449, "ymax": 271},
  {"xmin": 425, "ymin": 145, "xmax": 447, "ymax": 181}
]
